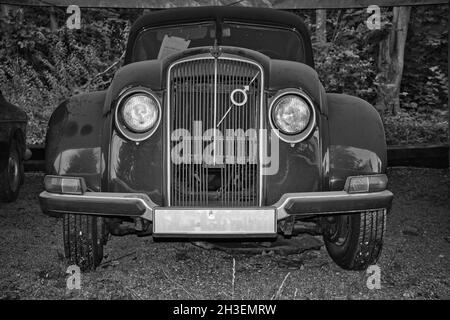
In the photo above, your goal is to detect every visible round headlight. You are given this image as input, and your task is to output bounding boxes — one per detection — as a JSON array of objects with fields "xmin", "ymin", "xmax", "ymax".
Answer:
[
  {"xmin": 121, "ymin": 94, "xmax": 159, "ymax": 133},
  {"xmin": 272, "ymin": 94, "xmax": 311, "ymax": 135}
]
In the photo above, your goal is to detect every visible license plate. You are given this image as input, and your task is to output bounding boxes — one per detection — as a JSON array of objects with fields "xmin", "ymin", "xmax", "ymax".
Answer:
[{"xmin": 153, "ymin": 208, "xmax": 276, "ymax": 236}]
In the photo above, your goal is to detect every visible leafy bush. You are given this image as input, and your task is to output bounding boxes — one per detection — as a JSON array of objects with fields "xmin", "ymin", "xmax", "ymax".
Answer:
[
  {"xmin": 310, "ymin": 9, "xmax": 383, "ymax": 105},
  {"xmin": 383, "ymin": 110, "xmax": 448, "ymax": 145},
  {"xmin": 313, "ymin": 41, "xmax": 377, "ymax": 104},
  {"xmin": 0, "ymin": 7, "xmax": 129, "ymax": 144},
  {"xmin": 401, "ymin": 5, "xmax": 448, "ymax": 112},
  {"xmin": 309, "ymin": 8, "xmax": 447, "ymax": 145},
  {"xmin": 0, "ymin": 7, "xmax": 447, "ymax": 146}
]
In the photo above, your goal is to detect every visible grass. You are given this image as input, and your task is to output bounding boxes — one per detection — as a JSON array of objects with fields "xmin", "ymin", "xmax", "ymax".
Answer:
[{"xmin": 0, "ymin": 168, "xmax": 449, "ymax": 300}]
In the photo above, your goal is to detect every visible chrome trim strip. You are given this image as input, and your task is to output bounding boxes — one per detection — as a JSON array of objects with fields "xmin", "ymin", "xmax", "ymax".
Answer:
[
  {"xmin": 259, "ymin": 68, "xmax": 264, "ymax": 206},
  {"xmin": 213, "ymin": 58, "xmax": 218, "ymax": 165},
  {"xmin": 166, "ymin": 54, "xmax": 265, "ymax": 206}
]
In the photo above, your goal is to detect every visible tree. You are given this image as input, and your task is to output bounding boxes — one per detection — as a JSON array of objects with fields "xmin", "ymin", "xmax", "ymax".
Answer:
[
  {"xmin": 0, "ymin": 4, "xmax": 10, "ymax": 19},
  {"xmin": 316, "ymin": 9, "xmax": 327, "ymax": 44},
  {"xmin": 49, "ymin": 6, "xmax": 58, "ymax": 31},
  {"xmin": 375, "ymin": 6, "xmax": 411, "ymax": 114}
]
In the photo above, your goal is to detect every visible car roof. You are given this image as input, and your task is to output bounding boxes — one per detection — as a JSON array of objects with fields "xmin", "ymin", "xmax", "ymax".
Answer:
[{"xmin": 124, "ymin": 6, "xmax": 313, "ymax": 66}]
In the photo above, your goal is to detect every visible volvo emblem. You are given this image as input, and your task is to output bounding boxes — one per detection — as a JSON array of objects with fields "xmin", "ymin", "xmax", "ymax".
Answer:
[
  {"xmin": 216, "ymin": 71, "xmax": 260, "ymax": 127},
  {"xmin": 230, "ymin": 87, "xmax": 248, "ymax": 107}
]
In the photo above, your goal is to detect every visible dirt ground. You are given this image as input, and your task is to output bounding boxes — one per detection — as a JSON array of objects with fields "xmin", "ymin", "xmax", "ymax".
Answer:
[{"xmin": 0, "ymin": 168, "xmax": 449, "ymax": 300}]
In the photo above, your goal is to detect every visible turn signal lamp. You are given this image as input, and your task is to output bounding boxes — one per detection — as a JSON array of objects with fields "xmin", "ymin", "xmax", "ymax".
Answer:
[
  {"xmin": 345, "ymin": 174, "xmax": 388, "ymax": 194},
  {"xmin": 44, "ymin": 175, "xmax": 86, "ymax": 195}
]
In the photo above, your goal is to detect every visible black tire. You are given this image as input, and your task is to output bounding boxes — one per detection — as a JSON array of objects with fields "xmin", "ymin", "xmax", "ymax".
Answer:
[
  {"xmin": 0, "ymin": 140, "xmax": 22, "ymax": 202},
  {"xmin": 63, "ymin": 214, "xmax": 108, "ymax": 271},
  {"xmin": 19, "ymin": 161, "xmax": 25, "ymax": 186},
  {"xmin": 323, "ymin": 210, "xmax": 386, "ymax": 270}
]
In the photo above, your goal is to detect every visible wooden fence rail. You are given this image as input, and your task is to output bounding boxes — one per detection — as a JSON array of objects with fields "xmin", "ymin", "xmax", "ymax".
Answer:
[{"xmin": 1, "ymin": 0, "xmax": 448, "ymax": 9}]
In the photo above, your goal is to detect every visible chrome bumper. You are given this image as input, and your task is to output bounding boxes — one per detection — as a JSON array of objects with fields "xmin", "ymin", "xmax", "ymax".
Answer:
[{"xmin": 39, "ymin": 189, "xmax": 393, "ymax": 222}]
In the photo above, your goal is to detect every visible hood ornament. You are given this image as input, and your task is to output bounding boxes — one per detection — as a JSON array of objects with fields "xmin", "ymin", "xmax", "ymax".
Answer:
[{"xmin": 210, "ymin": 40, "xmax": 222, "ymax": 58}]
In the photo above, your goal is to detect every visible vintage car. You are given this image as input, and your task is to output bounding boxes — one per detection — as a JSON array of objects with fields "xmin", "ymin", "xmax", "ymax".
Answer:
[
  {"xmin": 0, "ymin": 90, "xmax": 30, "ymax": 202},
  {"xmin": 39, "ymin": 7, "xmax": 393, "ymax": 271}
]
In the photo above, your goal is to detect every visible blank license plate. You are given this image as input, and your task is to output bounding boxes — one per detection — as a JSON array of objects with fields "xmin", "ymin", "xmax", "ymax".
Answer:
[{"xmin": 153, "ymin": 208, "xmax": 276, "ymax": 236}]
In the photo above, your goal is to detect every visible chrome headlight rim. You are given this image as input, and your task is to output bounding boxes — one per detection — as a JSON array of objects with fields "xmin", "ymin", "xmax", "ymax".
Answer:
[
  {"xmin": 269, "ymin": 89, "xmax": 317, "ymax": 144},
  {"xmin": 114, "ymin": 87, "xmax": 161, "ymax": 142}
]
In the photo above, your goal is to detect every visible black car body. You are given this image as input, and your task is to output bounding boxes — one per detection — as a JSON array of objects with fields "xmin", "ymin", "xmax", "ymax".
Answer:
[
  {"xmin": 39, "ymin": 7, "xmax": 393, "ymax": 271},
  {"xmin": 0, "ymin": 91, "xmax": 29, "ymax": 202}
]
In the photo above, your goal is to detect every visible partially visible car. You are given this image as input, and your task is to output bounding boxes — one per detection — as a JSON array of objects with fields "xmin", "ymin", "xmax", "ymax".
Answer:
[{"xmin": 0, "ymin": 90, "xmax": 30, "ymax": 202}]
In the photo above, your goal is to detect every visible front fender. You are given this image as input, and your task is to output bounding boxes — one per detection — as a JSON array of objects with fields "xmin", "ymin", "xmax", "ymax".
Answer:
[
  {"xmin": 45, "ymin": 91, "xmax": 106, "ymax": 191},
  {"xmin": 327, "ymin": 93, "xmax": 387, "ymax": 191},
  {"xmin": 269, "ymin": 60, "xmax": 328, "ymax": 115}
]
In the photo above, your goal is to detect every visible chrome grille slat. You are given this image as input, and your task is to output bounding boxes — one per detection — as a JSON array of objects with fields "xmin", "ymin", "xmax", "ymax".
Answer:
[{"xmin": 167, "ymin": 56, "xmax": 263, "ymax": 207}]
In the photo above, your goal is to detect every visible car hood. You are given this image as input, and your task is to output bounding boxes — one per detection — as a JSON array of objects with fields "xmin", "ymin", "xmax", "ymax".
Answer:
[{"xmin": 103, "ymin": 46, "xmax": 326, "ymax": 115}]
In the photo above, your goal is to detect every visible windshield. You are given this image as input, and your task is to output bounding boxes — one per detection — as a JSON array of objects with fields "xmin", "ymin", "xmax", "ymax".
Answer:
[{"xmin": 132, "ymin": 22, "xmax": 305, "ymax": 62}]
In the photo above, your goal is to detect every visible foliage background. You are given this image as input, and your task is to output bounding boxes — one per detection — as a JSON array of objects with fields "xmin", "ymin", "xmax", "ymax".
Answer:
[{"xmin": 0, "ymin": 5, "xmax": 448, "ymax": 145}]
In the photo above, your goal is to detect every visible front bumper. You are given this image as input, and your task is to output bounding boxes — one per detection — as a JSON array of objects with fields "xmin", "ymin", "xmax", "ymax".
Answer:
[{"xmin": 39, "ymin": 185, "xmax": 393, "ymax": 236}]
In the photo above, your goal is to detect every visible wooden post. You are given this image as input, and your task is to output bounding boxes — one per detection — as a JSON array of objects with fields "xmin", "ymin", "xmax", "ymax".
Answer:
[
  {"xmin": 375, "ymin": 6, "xmax": 411, "ymax": 114},
  {"xmin": 1, "ymin": 5, "xmax": 11, "ymax": 33},
  {"xmin": 1, "ymin": 4, "xmax": 10, "ymax": 18},
  {"xmin": 49, "ymin": 6, "xmax": 58, "ymax": 31},
  {"xmin": 316, "ymin": 9, "xmax": 327, "ymax": 44}
]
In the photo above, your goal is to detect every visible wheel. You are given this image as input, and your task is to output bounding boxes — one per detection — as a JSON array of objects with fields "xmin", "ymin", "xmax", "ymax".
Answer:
[
  {"xmin": 63, "ymin": 214, "xmax": 108, "ymax": 271},
  {"xmin": 0, "ymin": 140, "xmax": 22, "ymax": 202},
  {"xmin": 19, "ymin": 159, "xmax": 25, "ymax": 186},
  {"xmin": 323, "ymin": 210, "xmax": 386, "ymax": 270}
]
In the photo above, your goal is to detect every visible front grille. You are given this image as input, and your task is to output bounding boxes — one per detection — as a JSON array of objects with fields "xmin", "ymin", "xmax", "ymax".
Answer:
[{"xmin": 167, "ymin": 56, "xmax": 263, "ymax": 207}]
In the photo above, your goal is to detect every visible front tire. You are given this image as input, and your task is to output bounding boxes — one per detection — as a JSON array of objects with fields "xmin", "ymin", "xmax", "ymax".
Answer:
[
  {"xmin": 63, "ymin": 214, "xmax": 108, "ymax": 271},
  {"xmin": 323, "ymin": 210, "xmax": 386, "ymax": 270},
  {"xmin": 0, "ymin": 140, "xmax": 22, "ymax": 202}
]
